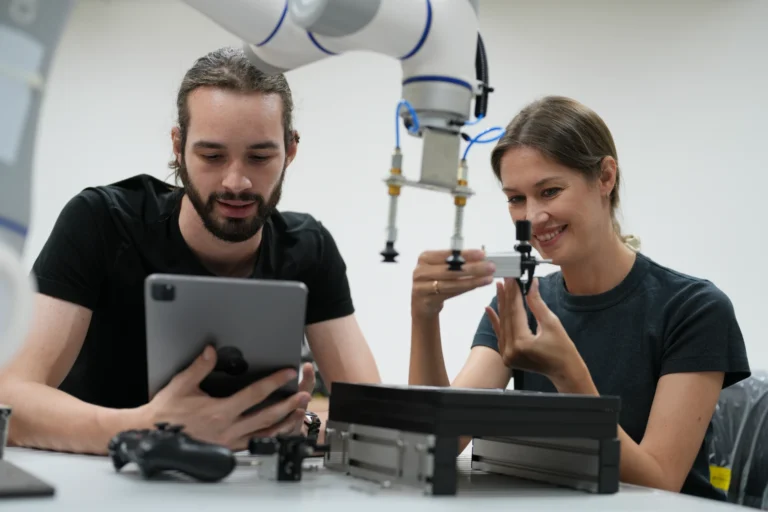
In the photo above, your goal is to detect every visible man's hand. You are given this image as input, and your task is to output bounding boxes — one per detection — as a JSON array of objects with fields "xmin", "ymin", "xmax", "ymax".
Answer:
[
  {"xmin": 142, "ymin": 346, "xmax": 315, "ymax": 451},
  {"xmin": 247, "ymin": 361, "xmax": 316, "ymax": 439},
  {"xmin": 485, "ymin": 278, "xmax": 584, "ymax": 388}
]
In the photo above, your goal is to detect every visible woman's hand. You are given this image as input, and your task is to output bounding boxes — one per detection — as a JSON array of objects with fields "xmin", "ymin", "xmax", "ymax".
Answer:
[
  {"xmin": 411, "ymin": 249, "xmax": 495, "ymax": 319},
  {"xmin": 486, "ymin": 277, "xmax": 584, "ymax": 388}
]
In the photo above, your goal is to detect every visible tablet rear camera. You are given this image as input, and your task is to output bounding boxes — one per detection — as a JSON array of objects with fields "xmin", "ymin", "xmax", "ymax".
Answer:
[{"xmin": 152, "ymin": 283, "xmax": 175, "ymax": 302}]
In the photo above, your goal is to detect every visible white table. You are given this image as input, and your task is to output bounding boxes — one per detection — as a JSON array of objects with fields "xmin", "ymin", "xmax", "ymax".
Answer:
[{"xmin": 1, "ymin": 447, "xmax": 743, "ymax": 511}]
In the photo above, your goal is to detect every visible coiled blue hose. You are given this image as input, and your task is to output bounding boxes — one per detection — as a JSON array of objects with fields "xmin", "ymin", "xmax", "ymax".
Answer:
[
  {"xmin": 462, "ymin": 125, "xmax": 504, "ymax": 161},
  {"xmin": 394, "ymin": 99, "xmax": 502, "ymax": 161},
  {"xmin": 394, "ymin": 99, "xmax": 420, "ymax": 149},
  {"xmin": 463, "ymin": 114, "xmax": 485, "ymax": 126}
]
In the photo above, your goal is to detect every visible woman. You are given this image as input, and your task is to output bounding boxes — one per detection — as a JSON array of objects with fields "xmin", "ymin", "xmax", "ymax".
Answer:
[{"xmin": 409, "ymin": 95, "xmax": 750, "ymax": 501}]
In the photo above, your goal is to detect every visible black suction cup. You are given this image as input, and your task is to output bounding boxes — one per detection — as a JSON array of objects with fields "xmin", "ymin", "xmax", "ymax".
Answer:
[
  {"xmin": 380, "ymin": 241, "xmax": 398, "ymax": 263},
  {"xmin": 446, "ymin": 250, "xmax": 465, "ymax": 271}
]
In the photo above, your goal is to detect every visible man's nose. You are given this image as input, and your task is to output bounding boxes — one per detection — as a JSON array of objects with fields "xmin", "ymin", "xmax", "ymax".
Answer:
[{"xmin": 221, "ymin": 167, "xmax": 252, "ymax": 193}]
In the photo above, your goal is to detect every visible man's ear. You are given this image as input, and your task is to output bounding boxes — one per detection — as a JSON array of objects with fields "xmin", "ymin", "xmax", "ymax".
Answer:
[
  {"xmin": 285, "ymin": 130, "xmax": 299, "ymax": 167},
  {"xmin": 598, "ymin": 156, "xmax": 618, "ymax": 198},
  {"xmin": 171, "ymin": 127, "xmax": 182, "ymax": 164}
]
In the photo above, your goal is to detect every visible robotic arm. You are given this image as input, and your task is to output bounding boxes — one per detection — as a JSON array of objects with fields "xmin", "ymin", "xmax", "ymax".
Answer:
[
  {"xmin": 183, "ymin": 0, "xmax": 493, "ymax": 269},
  {"xmin": 0, "ymin": 0, "xmax": 547, "ymax": 357},
  {"xmin": 0, "ymin": 0, "xmax": 74, "ymax": 357}
]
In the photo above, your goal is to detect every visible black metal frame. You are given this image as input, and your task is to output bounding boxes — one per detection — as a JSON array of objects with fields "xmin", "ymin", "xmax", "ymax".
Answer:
[{"xmin": 325, "ymin": 383, "xmax": 621, "ymax": 495}]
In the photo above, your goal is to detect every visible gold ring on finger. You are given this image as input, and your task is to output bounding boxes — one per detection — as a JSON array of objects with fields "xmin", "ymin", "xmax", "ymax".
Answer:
[{"xmin": 432, "ymin": 280, "xmax": 441, "ymax": 295}]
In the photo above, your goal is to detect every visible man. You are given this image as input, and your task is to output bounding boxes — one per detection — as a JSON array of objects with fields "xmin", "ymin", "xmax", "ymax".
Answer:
[{"xmin": 0, "ymin": 47, "xmax": 380, "ymax": 455}]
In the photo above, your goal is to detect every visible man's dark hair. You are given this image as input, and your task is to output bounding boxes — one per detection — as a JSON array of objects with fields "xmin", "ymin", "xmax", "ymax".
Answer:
[{"xmin": 169, "ymin": 46, "xmax": 296, "ymax": 180}]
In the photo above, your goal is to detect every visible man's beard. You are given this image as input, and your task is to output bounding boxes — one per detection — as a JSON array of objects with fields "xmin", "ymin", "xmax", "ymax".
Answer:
[{"xmin": 178, "ymin": 162, "xmax": 284, "ymax": 243}]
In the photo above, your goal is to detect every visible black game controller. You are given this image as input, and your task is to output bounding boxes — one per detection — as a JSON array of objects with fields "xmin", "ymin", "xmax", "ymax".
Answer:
[{"xmin": 107, "ymin": 422, "xmax": 236, "ymax": 482}]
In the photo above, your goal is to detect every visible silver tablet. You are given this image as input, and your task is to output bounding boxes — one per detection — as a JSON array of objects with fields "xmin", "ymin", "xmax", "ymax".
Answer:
[{"xmin": 144, "ymin": 274, "xmax": 307, "ymax": 411}]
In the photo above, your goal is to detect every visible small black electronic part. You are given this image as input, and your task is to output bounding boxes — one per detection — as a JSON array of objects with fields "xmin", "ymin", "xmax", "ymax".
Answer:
[
  {"xmin": 107, "ymin": 422, "xmax": 236, "ymax": 482},
  {"xmin": 514, "ymin": 219, "xmax": 537, "ymax": 294},
  {"xmin": 304, "ymin": 411, "xmax": 321, "ymax": 441},
  {"xmin": 472, "ymin": 33, "xmax": 494, "ymax": 120},
  {"xmin": 248, "ymin": 434, "xmax": 329, "ymax": 482}
]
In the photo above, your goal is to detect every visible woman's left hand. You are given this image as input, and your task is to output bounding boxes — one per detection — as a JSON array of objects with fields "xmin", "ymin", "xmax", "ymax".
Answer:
[{"xmin": 486, "ymin": 277, "xmax": 583, "ymax": 388}]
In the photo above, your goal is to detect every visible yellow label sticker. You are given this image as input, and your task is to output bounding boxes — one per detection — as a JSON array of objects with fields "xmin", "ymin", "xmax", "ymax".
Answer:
[{"xmin": 710, "ymin": 465, "xmax": 731, "ymax": 491}]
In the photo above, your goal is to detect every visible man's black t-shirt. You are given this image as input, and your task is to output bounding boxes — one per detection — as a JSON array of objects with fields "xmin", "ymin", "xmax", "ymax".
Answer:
[
  {"xmin": 31, "ymin": 174, "xmax": 355, "ymax": 409},
  {"xmin": 472, "ymin": 251, "xmax": 750, "ymax": 501}
]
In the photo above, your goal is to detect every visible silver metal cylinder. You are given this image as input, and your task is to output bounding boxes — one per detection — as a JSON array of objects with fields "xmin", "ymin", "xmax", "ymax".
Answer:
[
  {"xmin": 386, "ymin": 194, "xmax": 399, "ymax": 242},
  {"xmin": 450, "ymin": 204, "xmax": 464, "ymax": 251},
  {"xmin": 458, "ymin": 159, "xmax": 469, "ymax": 182}
]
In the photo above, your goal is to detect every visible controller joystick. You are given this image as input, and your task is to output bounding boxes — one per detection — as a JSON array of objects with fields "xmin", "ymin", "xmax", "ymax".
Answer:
[
  {"xmin": 107, "ymin": 428, "xmax": 147, "ymax": 471},
  {"xmin": 108, "ymin": 423, "xmax": 236, "ymax": 482}
]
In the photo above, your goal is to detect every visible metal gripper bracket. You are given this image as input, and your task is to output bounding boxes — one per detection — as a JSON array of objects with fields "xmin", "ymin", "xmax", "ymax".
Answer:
[{"xmin": 323, "ymin": 421, "xmax": 439, "ymax": 494}]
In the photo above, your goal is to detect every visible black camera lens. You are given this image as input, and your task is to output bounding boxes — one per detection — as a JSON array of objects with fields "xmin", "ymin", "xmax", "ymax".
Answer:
[{"xmin": 151, "ymin": 283, "xmax": 175, "ymax": 301}]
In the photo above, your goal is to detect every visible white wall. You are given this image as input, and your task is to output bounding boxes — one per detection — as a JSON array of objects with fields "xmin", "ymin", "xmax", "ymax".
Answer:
[{"xmin": 19, "ymin": 0, "xmax": 768, "ymax": 384}]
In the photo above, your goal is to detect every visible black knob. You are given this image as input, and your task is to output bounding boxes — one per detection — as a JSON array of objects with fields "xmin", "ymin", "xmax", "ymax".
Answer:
[
  {"xmin": 515, "ymin": 220, "xmax": 532, "ymax": 242},
  {"xmin": 380, "ymin": 241, "xmax": 398, "ymax": 263},
  {"xmin": 155, "ymin": 422, "xmax": 169, "ymax": 430},
  {"xmin": 168, "ymin": 424, "xmax": 185, "ymax": 433}
]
